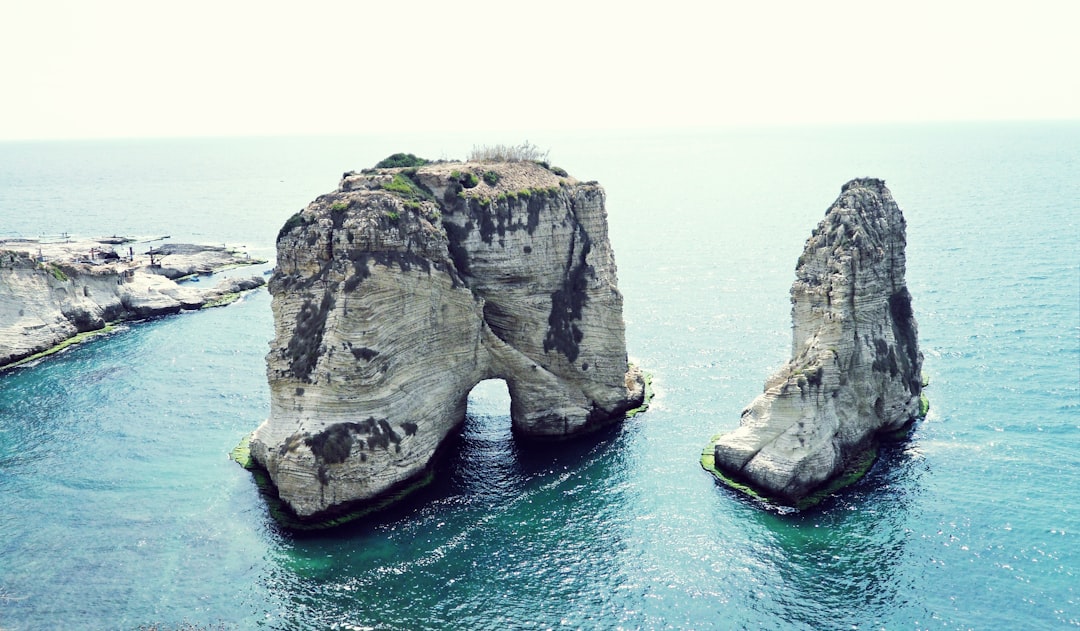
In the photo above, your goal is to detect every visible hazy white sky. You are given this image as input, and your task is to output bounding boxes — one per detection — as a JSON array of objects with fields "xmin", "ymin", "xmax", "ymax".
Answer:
[{"xmin": 1, "ymin": 0, "xmax": 1077, "ymax": 140}]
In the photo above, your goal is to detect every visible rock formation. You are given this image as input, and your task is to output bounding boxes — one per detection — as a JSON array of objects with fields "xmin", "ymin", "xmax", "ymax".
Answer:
[
  {"xmin": 706, "ymin": 178, "xmax": 923, "ymax": 505},
  {"xmin": 0, "ymin": 238, "xmax": 265, "ymax": 370},
  {"xmin": 247, "ymin": 159, "xmax": 645, "ymax": 523}
]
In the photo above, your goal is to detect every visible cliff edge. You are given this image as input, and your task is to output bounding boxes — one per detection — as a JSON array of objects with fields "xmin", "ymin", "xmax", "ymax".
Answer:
[
  {"xmin": 705, "ymin": 178, "xmax": 924, "ymax": 506},
  {"xmin": 0, "ymin": 238, "xmax": 265, "ymax": 371},
  {"xmin": 247, "ymin": 158, "xmax": 645, "ymax": 524}
]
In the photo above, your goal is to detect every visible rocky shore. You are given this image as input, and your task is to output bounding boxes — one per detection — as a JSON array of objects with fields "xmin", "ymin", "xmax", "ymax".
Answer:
[{"xmin": 0, "ymin": 236, "xmax": 266, "ymax": 370}]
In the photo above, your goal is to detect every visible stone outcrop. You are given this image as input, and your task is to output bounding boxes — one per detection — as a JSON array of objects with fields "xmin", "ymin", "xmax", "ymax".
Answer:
[
  {"xmin": 706, "ymin": 178, "xmax": 923, "ymax": 504},
  {"xmin": 247, "ymin": 159, "xmax": 645, "ymax": 523},
  {"xmin": 0, "ymin": 238, "xmax": 265, "ymax": 370}
]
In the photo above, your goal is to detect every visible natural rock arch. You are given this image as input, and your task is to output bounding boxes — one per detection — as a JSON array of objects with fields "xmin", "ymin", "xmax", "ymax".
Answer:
[{"xmin": 246, "ymin": 159, "xmax": 645, "ymax": 524}]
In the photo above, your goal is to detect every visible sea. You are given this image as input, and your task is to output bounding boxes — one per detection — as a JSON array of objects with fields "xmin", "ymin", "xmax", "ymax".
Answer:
[{"xmin": 0, "ymin": 123, "xmax": 1077, "ymax": 630}]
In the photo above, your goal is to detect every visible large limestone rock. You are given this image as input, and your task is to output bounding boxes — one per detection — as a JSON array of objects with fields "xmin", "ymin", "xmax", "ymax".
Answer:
[
  {"xmin": 708, "ymin": 178, "xmax": 923, "ymax": 503},
  {"xmin": 248, "ymin": 160, "xmax": 645, "ymax": 522}
]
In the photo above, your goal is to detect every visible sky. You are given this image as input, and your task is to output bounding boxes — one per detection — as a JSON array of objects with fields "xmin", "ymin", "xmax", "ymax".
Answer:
[{"xmin": 1, "ymin": 0, "xmax": 1078, "ymax": 140}]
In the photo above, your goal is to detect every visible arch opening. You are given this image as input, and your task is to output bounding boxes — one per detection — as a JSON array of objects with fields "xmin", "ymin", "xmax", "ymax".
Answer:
[
  {"xmin": 448, "ymin": 378, "xmax": 520, "ymax": 500},
  {"xmin": 464, "ymin": 378, "xmax": 512, "ymax": 427}
]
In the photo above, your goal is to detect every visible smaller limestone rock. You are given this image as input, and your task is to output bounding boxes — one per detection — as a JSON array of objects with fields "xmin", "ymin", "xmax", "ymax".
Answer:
[{"xmin": 706, "ymin": 178, "xmax": 924, "ymax": 505}]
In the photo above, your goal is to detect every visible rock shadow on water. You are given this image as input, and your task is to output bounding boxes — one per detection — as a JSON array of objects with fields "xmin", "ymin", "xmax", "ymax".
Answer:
[
  {"xmin": 722, "ymin": 439, "xmax": 930, "ymax": 627},
  {"xmin": 239, "ymin": 377, "xmax": 644, "ymax": 537}
]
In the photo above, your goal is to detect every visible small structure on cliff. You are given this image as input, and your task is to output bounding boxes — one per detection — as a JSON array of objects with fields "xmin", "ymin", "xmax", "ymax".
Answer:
[
  {"xmin": 244, "ymin": 155, "xmax": 646, "ymax": 525},
  {"xmin": 703, "ymin": 178, "xmax": 924, "ymax": 507}
]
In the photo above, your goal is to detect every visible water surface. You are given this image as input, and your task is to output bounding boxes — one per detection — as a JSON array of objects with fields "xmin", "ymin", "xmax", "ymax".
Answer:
[{"xmin": 0, "ymin": 124, "xmax": 1077, "ymax": 629}]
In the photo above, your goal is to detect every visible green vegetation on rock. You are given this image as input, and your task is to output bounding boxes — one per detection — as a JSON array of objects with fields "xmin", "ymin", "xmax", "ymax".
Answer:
[
  {"xmin": 1, "ymin": 325, "xmax": 114, "ymax": 372},
  {"xmin": 374, "ymin": 153, "xmax": 428, "ymax": 169},
  {"xmin": 625, "ymin": 368, "xmax": 653, "ymax": 419},
  {"xmin": 278, "ymin": 211, "xmax": 309, "ymax": 241},
  {"xmin": 701, "ymin": 433, "xmax": 880, "ymax": 511},
  {"xmin": 918, "ymin": 372, "xmax": 930, "ymax": 418},
  {"xmin": 381, "ymin": 172, "xmax": 435, "ymax": 204},
  {"xmin": 47, "ymin": 264, "xmax": 69, "ymax": 282},
  {"xmin": 229, "ymin": 432, "xmax": 256, "ymax": 469},
  {"xmin": 202, "ymin": 293, "xmax": 241, "ymax": 309},
  {"xmin": 449, "ymin": 170, "xmax": 479, "ymax": 189}
]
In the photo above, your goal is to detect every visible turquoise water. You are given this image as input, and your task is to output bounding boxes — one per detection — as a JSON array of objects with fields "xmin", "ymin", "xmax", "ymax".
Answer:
[{"xmin": 0, "ymin": 125, "xmax": 1077, "ymax": 629}]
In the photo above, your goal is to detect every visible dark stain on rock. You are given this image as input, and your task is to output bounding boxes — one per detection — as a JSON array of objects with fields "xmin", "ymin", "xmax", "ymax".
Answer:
[
  {"xmin": 344, "ymin": 250, "xmax": 433, "ymax": 292},
  {"xmin": 444, "ymin": 220, "xmax": 472, "ymax": 277},
  {"xmin": 304, "ymin": 417, "xmax": 407, "ymax": 472},
  {"xmin": 350, "ymin": 346, "xmax": 379, "ymax": 361},
  {"xmin": 344, "ymin": 251, "xmax": 371, "ymax": 292},
  {"xmin": 443, "ymin": 180, "xmax": 463, "ymax": 205},
  {"xmin": 477, "ymin": 199, "xmax": 498, "ymax": 244},
  {"xmin": 286, "ymin": 290, "xmax": 334, "ymax": 382},
  {"xmin": 544, "ymin": 222, "xmax": 593, "ymax": 362},
  {"xmin": 525, "ymin": 194, "xmax": 545, "ymax": 235},
  {"xmin": 889, "ymin": 288, "xmax": 921, "ymax": 393},
  {"xmin": 273, "ymin": 260, "xmax": 334, "ymax": 294},
  {"xmin": 277, "ymin": 432, "xmax": 306, "ymax": 456},
  {"xmin": 306, "ymin": 422, "xmax": 360, "ymax": 465},
  {"xmin": 872, "ymin": 338, "xmax": 891, "ymax": 373},
  {"xmin": 330, "ymin": 202, "xmax": 349, "ymax": 230},
  {"xmin": 371, "ymin": 250, "xmax": 431, "ymax": 275}
]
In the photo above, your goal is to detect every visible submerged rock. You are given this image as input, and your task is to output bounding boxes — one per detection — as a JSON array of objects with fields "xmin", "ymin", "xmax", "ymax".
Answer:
[
  {"xmin": 706, "ymin": 178, "xmax": 923, "ymax": 505},
  {"xmin": 247, "ymin": 159, "xmax": 645, "ymax": 523}
]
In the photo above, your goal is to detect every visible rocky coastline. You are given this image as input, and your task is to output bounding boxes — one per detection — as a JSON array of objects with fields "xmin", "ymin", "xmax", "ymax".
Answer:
[{"xmin": 0, "ymin": 236, "xmax": 266, "ymax": 371}]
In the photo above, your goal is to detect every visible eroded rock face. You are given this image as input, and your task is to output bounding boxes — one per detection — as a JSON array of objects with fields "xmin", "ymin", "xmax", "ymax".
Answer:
[
  {"xmin": 709, "ymin": 178, "xmax": 923, "ymax": 503},
  {"xmin": 248, "ymin": 160, "xmax": 645, "ymax": 521}
]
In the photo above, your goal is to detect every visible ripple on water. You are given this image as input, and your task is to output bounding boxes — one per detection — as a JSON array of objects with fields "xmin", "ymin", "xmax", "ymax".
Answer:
[{"xmin": 2, "ymin": 128, "xmax": 1079, "ymax": 629}]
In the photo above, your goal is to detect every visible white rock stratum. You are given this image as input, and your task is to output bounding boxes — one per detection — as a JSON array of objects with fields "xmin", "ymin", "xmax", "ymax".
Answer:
[
  {"xmin": 707, "ymin": 178, "xmax": 923, "ymax": 504},
  {"xmin": 247, "ymin": 160, "xmax": 645, "ymax": 523}
]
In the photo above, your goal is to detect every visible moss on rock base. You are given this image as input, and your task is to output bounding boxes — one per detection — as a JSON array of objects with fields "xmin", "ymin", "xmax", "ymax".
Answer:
[
  {"xmin": 625, "ymin": 367, "xmax": 654, "ymax": 419},
  {"xmin": 700, "ymin": 434, "xmax": 880, "ymax": 511},
  {"xmin": 230, "ymin": 433, "xmax": 436, "ymax": 531},
  {"xmin": 0, "ymin": 325, "xmax": 115, "ymax": 373}
]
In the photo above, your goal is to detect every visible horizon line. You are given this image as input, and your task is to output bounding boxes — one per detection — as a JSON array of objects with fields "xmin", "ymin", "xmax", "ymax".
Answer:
[{"xmin": 2, "ymin": 117, "xmax": 1078, "ymax": 144}]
